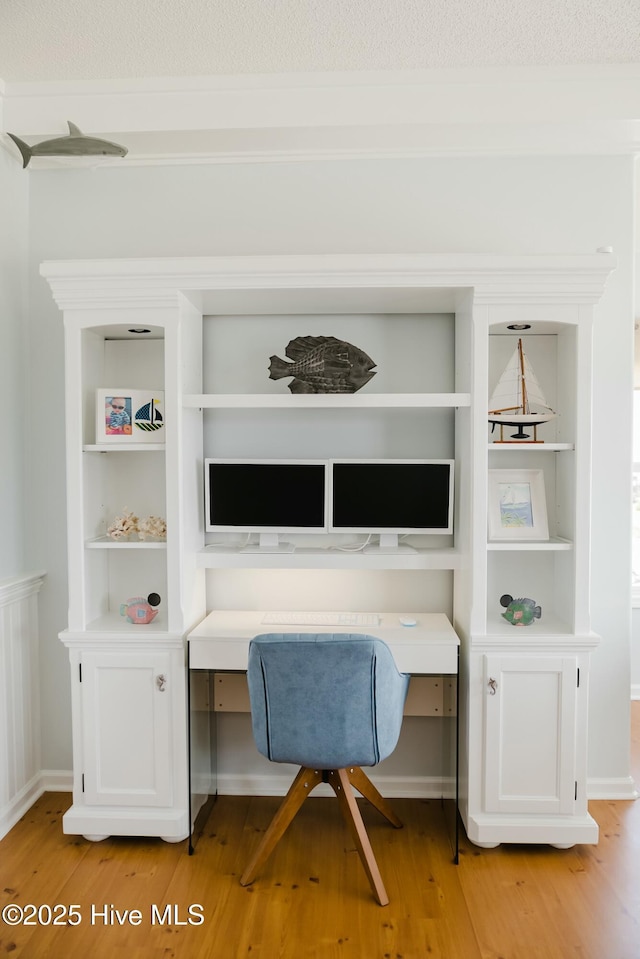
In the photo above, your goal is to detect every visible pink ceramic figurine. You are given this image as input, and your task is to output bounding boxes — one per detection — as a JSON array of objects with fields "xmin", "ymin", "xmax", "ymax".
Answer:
[{"xmin": 120, "ymin": 592, "xmax": 161, "ymax": 624}]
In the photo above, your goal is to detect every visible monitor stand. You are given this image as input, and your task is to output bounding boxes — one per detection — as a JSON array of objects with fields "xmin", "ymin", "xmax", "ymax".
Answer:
[
  {"xmin": 363, "ymin": 533, "xmax": 417, "ymax": 554},
  {"xmin": 241, "ymin": 533, "xmax": 296, "ymax": 553}
]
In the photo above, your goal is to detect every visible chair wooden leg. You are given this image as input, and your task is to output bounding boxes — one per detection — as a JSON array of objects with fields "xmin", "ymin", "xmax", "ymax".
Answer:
[
  {"xmin": 240, "ymin": 766, "xmax": 322, "ymax": 887},
  {"xmin": 328, "ymin": 768, "xmax": 389, "ymax": 907},
  {"xmin": 346, "ymin": 766, "xmax": 403, "ymax": 828}
]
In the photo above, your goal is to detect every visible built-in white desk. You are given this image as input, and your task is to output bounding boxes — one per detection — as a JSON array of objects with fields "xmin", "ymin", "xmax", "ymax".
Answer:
[
  {"xmin": 188, "ymin": 610, "xmax": 460, "ymax": 674},
  {"xmin": 186, "ymin": 610, "xmax": 460, "ymax": 861}
]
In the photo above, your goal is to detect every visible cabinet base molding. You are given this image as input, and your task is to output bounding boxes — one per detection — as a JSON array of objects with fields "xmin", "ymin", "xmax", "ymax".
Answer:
[
  {"xmin": 465, "ymin": 812, "xmax": 599, "ymax": 846},
  {"xmin": 62, "ymin": 805, "xmax": 190, "ymax": 842}
]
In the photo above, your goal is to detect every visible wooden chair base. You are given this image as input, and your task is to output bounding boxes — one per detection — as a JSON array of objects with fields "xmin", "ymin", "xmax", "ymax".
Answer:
[{"xmin": 239, "ymin": 765, "xmax": 402, "ymax": 906}]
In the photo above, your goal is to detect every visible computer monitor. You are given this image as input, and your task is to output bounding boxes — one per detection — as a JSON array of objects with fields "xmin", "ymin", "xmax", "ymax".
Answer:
[
  {"xmin": 204, "ymin": 459, "xmax": 328, "ymax": 552},
  {"xmin": 329, "ymin": 459, "xmax": 454, "ymax": 552}
]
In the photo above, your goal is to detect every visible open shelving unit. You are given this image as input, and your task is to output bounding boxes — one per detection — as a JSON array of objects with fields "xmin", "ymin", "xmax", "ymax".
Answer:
[{"xmin": 42, "ymin": 252, "xmax": 614, "ymax": 846}]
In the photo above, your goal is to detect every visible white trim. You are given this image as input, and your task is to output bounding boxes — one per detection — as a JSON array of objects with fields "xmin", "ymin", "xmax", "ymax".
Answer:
[
  {"xmin": 40, "ymin": 252, "xmax": 616, "ymax": 315},
  {"xmin": 0, "ymin": 571, "xmax": 46, "ymax": 841},
  {"xmin": 0, "ymin": 769, "xmax": 73, "ymax": 839},
  {"xmin": 6, "ymin": 63, "xmax": 640, "ymax": 96},
  {"xmin": 587, "ymin": 777, "xmax": 639, "ymax": 801},
  {"xmin": 466, "ymin": 812, "xmax": 599, "ymax": 845},
  {"xmin": 3, "ymin": 65, "xmax": 640, "ymax": 166},
  {"xmin": 61, "ymin": 805, "xmax": 189, "ymax": 840},
  {"xmin": 2, "ymin": 767, "xmax": 635, "ymax": 842},
  {"xmin": 0, "ymin": 771, "xmax": 72, "ymax": 841},
  {"xmin": 0, "ymin": 570, "xmax": 46, "ymax": 609},
  {"xmin": 0, "ymin": 774, "xmax": 44, "ymax": 841},
  {"xmin": 214, "ymin": 773, "xmax": 456, "ymax": 799},
  {"xmin": 40, "ymin": 770, "xmax": 74, "ymax": 792},
  {"xmin": 631, "ymin": 684, "xmax": 640, "ymax": 701}
]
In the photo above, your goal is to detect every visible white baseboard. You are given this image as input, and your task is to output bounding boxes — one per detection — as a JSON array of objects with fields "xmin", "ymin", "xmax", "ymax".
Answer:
[
  {"xmin": 216, "ymin": 773, "xmax": 639, "ymax": 802},
  {"xmin": 0, "ymin": 771, "xmax": 73, "ymax": 841},
  {"xmin": 41, "ymin": 772, "xmax": 640, "ymax": 802},
  {"xmin": 214, "ymin": 773, "xmax": 456, "ymax": 799},
  {"xmin": 40, "ymin": 770, "xmax": 73, "ymax": 792},
  {"xmin": 631, "ymin": 684, "xmax": 640, "ymax": 701},
  {"xmin": 0, "ymin": 775, "xmax": 45, "ymax": 841},
  {"xmin": 3, "ymin": 770, "xmax": 635, "ymax": 843},
  {"xmin": 587, "ymin": 776, "xmax": 639, "ymax": 801}
]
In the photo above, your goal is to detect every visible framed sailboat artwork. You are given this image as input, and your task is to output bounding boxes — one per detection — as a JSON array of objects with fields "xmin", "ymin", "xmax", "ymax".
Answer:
[
  {"xmin": 96, "ymin": 389, "xmax": 165, "ymax": 444},
  {"xmin": 488, "ymin": 338, "xmax": 555, "ymax": 443}
]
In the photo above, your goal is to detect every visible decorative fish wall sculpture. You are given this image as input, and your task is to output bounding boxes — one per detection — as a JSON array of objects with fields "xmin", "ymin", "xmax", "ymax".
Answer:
[
  {"xmin": 268, "ymin": 335, "xmax": 376, "ymax": 394},
  {"xmin": 7, "ymin": 121, "xmax": 128, "ymax": 168}
]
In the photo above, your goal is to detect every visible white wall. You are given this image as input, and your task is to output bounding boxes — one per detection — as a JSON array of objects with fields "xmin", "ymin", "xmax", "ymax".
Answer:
[
  {"xmin": 26, "ymin": 154, "xmax": 635, "ymax": 788},
  {"xmin": 630, "ymin": 196, "xmax": 640, "ymax": 701},
  {"xmin": 0, "ymin": 147, "xmax": 28, "ymax": 580},
  {"xmin": 632, "ymin": 609, "xmax": 640, "ymax": 699}
]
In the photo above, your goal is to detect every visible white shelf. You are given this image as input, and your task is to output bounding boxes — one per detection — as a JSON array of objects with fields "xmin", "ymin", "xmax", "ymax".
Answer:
[
  {"xmin": 487, "ymin": 537, "xmax": 573, "ymax": 551},
  {"xmin": 85, "ymin": 536, "xmax": 167, "ymax": 549},
  {"xmin": 488, "ymin": 443, "xmax": 574, "ymax": 452},
  {"xmin": 481, "ymin": 611, "xmax": 597, "ymax": 642},
  {"xmin": 83, "ymin": 444, "xmax": 165, "ymax": 452},
  {"xmin": 184, "ymin": 392, "xmax": 471, "ymax": 409},
  {"xmin": 197, "ymin": 546, "xmax": 465, "ymax": 570},
  {"xmin": 60, "ymin": 618, "xmax": 183, "ymax": 643}
]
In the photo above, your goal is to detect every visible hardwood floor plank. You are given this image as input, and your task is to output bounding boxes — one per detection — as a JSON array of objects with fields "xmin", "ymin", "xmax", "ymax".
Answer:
[
  {"xmin": 586, "ymin": 799, "xmax": 640, "ymax": 921},
  {"xmin": 456, "ymin": 821, "xmax": 640, "ymax": 959},
  {"xmin": 0, "ymin": 705, "xmax": 637, "ymax": 958},
  {"xmin": 20, "ymin": 834, "xmax": 187, "ymax": 958},
  {"xmin": 0, "ymin": 794, "xmax": 91, "ymax": 958}
]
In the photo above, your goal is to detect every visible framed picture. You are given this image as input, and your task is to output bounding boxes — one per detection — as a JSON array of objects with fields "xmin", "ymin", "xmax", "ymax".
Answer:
[
  {"xmin": 488, "ymin": 469, "xmax": 549, "ymax": 541},
  {"xmin": 96, "ymin": 389, "xmax": 165, "ymax": 444}
]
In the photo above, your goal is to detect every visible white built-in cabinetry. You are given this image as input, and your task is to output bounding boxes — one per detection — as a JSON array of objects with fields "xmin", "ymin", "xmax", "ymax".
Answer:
[
  {"xmin": 42, "ymin": 253, "xmax": 613, "ymax": 847},
  {"xmin": 47, "ymin": 299, "xmax": 205, "ymax": 841},
  {"xmin": 461, "ymin": 305, "xmax": 605, "ymax": 847}
]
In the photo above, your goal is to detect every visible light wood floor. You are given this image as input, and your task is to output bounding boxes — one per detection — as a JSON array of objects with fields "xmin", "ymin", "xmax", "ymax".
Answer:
[{"xmin": 2, "ymin": 703, "xmax": 639, "ymax": 959}]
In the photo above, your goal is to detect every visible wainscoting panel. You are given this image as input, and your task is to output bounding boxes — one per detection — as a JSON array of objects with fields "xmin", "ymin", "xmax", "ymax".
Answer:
[{"xmin": 0, "ymin": 571, "xmax": 46, "ymax": 839}]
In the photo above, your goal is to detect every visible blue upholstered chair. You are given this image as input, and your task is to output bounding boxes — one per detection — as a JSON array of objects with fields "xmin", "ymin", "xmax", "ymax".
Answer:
[{"xmin": 240, "ymin": 632, "xmax": 410, "ymax": 906}]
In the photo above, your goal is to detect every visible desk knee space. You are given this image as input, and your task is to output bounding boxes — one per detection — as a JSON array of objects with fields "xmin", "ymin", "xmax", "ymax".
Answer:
[{"xmin": 207, "ymin": 673, "xmax": 456, "ymax": 717}]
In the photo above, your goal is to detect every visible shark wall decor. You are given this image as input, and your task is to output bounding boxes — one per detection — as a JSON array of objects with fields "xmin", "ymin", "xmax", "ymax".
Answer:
[{"xmin": 7, "ymin": 121, "xmax": 128, "ymax": 167}]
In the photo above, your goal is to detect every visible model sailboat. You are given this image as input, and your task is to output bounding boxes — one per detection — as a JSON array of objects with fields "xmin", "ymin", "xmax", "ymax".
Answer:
[{"xmin": 488, "ymin": 338, "xmax": 556, "ymax": 442}]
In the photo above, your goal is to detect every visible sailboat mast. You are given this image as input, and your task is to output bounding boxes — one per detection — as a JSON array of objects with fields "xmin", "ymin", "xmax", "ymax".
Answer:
[{"xmin": 518, "ymin": 338, "xmax": 528, "ymax": 413}]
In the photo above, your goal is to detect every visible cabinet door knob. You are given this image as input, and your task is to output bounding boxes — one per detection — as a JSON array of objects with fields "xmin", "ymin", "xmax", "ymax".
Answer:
[
  {"xmin": 156, "ymin": 674, "xmax": 167, "ymax": 692},
  {"xmin": 488, "ymin": 677, "xmax": 497, "ymax": 695}
]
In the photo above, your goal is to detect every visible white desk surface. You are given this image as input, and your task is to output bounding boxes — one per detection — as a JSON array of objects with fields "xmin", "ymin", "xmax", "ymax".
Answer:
[{"xmin": 187, "ymin": 611, "xmax": 459, "ymax": 674}]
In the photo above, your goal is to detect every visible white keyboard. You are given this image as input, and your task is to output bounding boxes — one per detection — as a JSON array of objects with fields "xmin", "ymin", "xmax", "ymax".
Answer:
[{"xmin": 261, "ymin": 611, "xmax": 381, "ymax": 628}]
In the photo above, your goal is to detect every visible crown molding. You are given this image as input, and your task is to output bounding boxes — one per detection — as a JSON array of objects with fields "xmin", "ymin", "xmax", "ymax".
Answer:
[
  {"xmin": 3, "ymin": 65, "xmax": 639, "ymax": 166},
  {"xmin": 40, "ymin": 252, "xmax": 616, "ymax": 313}
]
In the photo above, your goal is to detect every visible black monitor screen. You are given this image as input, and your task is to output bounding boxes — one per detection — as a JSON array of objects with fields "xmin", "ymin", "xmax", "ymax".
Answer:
[
  {"xmin": 206, "ymin": 461, "xmax": 327, "ymax": 531},
  {"xmin": 331, "ymin": 461, "xmax": 453, "ymax": 532}
]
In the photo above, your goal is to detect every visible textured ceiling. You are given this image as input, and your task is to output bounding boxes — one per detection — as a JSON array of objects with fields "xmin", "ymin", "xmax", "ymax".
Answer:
[{"xmin": 0, "ymin": 0, "xmax": 639, "ymax": 83}]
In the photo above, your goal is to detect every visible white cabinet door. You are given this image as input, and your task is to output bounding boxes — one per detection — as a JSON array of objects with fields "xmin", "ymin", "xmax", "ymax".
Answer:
[
  {"xmin": 483, "ymin": 654, "xmax": 578, "ymax": 816},
  {"xmin": 80, "ymin": 650, "xmax": 173, "ymax": 807}
]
